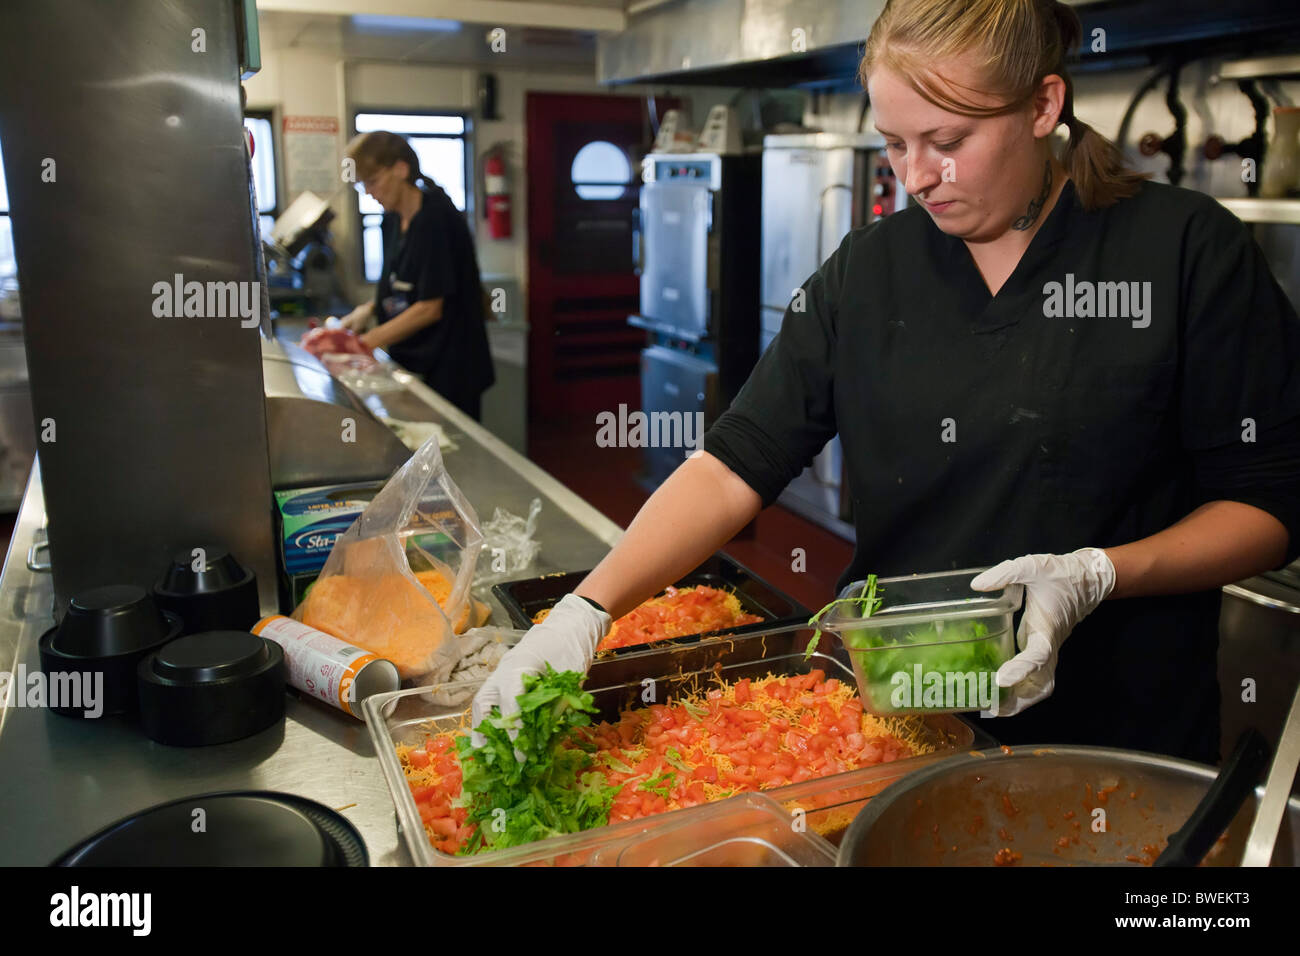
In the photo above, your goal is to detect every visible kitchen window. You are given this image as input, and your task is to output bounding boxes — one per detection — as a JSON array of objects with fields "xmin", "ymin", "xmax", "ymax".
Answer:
[
  {"xmin": 353, "ymin": 111, "xmax": 473, "ymax": 283},
  {"xmin": 243, "ymin": 112, "xmax": 279, "ymax": 241}
]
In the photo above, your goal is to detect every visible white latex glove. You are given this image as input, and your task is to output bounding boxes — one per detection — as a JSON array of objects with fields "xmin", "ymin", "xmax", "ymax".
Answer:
[
  {"xmin": 970, "ymin": 548, "xmax": 1116, "ymax": 718},
  {"xmin": 340, "ymin": 304, "xmax": 372, "ymax": 333},
  {"xmin": 469, "ymin": 593, "xmax": 611, "ymax": 749}
]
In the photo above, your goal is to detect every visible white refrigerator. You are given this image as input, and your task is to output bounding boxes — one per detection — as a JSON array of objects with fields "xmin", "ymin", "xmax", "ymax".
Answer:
[{"xmin": 760, "ymin": 133, "xmax": 904, "ymax": 538}]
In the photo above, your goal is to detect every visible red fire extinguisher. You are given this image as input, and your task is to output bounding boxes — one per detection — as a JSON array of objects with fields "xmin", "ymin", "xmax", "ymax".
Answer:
[{"xmin": 483, "ymin": 146, "xmax": 512, "ymax": 240}]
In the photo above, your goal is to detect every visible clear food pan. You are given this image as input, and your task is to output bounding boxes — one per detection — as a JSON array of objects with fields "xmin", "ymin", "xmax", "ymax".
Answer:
[
  {"xmin": 363, "ymin": 637, "xmax": 977, "ymax": 866},
  {"xmin": 590, "ymin": 794, "xmax": 836, "ymax": 867},
  {"xmin": 813, "ymin": 568, "xmax": 1022, "ymax": 716},
  {"xmin": 773, "ymin": 750, "xmax": 969, "ymax": 845},
  {"xmin": 364, "ymin": 681, "xmax": 665, "ymax": 867}
]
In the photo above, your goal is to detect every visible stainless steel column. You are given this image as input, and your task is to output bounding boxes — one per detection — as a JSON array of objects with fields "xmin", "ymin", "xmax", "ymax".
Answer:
[{"xmin": 0, "ymin": 0, "xmax": 277, "ymax": 611}]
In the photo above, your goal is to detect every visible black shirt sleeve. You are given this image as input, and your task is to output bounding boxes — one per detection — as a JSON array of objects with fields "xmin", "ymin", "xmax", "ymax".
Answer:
[
  {"xmin": 702, "ymin": 228, "xmax": 853, "ymax": 506},
  {"xmin": 1179, "ymin": 198, "xmax": 1300, "ymax": 448},
  {"xmin": 1192, "ymin": 415, "xmax": 1300, "ymax": 564},
  {"xmin": 1179, "ymin": 199, "xmax": 1300, "ymax": 563}
]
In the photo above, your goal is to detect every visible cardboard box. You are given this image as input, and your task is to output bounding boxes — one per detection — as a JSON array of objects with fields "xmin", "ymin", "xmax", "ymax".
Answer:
[{"xmin": 274, "ymin": 480, "xmax": 385, "ymax": 610}]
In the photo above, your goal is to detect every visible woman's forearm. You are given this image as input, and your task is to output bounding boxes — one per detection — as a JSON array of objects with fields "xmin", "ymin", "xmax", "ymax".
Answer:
[
  {"xmin": 1104, "ymin": 500, "xmax": 1289, "ymax": 599},
  {"xmin": 361, "ymin": 298, "xmax": 443, "ymax": 350},
  {"xmin": 574, "ymin": 451, "xmax": 763, "ymax": 619}
]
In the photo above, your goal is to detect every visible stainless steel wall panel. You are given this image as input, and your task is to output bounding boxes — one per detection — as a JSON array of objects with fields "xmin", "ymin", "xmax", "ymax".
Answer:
[
  {"xmin": 599, "ymin": 0, "xmax": 886, "ymax": 84},
  {"xmin": 760, "ymin": 147, "xmax": 825, "ymax": 311},
  {"xmin": 0, "ymin": 0, "xmax": 278, "ymax": 612}
]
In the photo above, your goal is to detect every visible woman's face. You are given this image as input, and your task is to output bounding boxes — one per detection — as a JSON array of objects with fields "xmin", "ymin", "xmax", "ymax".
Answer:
[
  {"xmin": 360, "ymin": 161, "xmax": 409, "ymax": 212},
  {"xmin": 868, "ymin": 56, "xmax": 1061, "ymax": 243}
]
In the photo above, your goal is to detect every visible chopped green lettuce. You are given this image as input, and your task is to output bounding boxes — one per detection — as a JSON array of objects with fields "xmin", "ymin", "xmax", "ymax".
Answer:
[{"xmin": 454, "ymin": 665, "xmax": 617, "ymax": 853}]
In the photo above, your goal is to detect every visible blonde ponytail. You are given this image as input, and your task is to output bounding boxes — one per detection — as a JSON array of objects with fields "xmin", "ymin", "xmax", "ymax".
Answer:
[
  {"xmin": 1062, "ymin": 117, "xmax": 1148, "ymax": 210},
  {"xmin": 861, "ymin": 0, "xmax": 1148, "ymax": 211}
]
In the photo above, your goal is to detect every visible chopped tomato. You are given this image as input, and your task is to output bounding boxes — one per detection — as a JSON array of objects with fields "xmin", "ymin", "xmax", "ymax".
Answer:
[
  {"xmin": 407, "ymin": 749, "xmax": 431, "ymax": 769},
  {"xmin": 428, "ymin": 817, "xmax": 458, "ymax": 838},
  {"xmin": 434, "ymin": 756, "xmax": 458, "ymax": 776},
  {"xmin": 409, "ymin": 783, "xmax": 436, "ymax": 802},
  {"xmin": 691, "ymin": 764, "xmax": 719, "ymax": 783}
]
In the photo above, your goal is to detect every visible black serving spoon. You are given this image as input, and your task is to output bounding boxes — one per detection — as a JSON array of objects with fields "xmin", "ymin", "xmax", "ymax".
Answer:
[{"xmin": 1152, "ymin": 727, "xmax": 1270, "ymax": 867}]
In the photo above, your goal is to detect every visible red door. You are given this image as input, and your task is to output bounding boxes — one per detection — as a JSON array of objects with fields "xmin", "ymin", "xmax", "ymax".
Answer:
[{"xmin": 525, "ymin": 92, "xmax": 655, "ymax": 423}]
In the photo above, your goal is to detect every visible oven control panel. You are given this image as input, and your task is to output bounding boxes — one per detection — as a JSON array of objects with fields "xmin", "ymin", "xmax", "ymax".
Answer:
[{"xmin": 643, "ymin": 154, "xmax": 722, "ymax": 189}]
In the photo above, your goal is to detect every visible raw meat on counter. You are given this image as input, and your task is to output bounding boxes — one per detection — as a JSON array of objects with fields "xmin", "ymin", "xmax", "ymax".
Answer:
[
  {"xmin": 299, "ymin": 326, "xmax": 383, "ymax": 377},
  {"xmin": 299, "ymin": 326, "xmax": 373, "ymax": 359}
]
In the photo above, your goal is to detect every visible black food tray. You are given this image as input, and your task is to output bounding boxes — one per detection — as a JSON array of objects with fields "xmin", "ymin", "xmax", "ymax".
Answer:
[
  {"xmin": 583, "ymin": 628, "xmax": 987, "ymax": 754},
  {"xmin": 491, "ymin": 552, "xmax": 811, "ymax": 656}
]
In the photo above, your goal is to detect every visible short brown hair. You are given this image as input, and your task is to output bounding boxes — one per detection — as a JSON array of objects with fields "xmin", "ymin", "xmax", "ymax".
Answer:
[
  {"xmin": 861, "ymin": 0, "xmax": 1147, "ymax": 211},
  {"xmin": 344, "ymin": 130, "xmax": 423, "ymax": 185}
]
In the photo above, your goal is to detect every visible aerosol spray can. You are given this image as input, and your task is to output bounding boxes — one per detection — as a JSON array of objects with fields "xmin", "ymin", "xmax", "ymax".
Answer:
[{"xmin": 252, "ymin": 615, "xmax": 398, "ymax": 718}]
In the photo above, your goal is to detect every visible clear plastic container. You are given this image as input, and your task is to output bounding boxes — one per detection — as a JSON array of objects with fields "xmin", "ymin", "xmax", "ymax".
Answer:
[
  {"xmin": 362, "ymin": 636, "xmax": 977, "ymax": 866},
  {"xmin": 364, "ymin": 681, "xmax": 667, "ymax": 867},
  {"xmin": 592, "ymin": 794, "xmax": 836, "ymax": 867},
  {"xmin": 815, "ymin": 568, "xmax": 1022, "ymax": 716},
  {"xmin": 772, "ymin": 751, "xmax": 967, "ymax": 845},
  {"xmin": 364, "ymin": 683, "xmax": 835, "ymax": 867}
]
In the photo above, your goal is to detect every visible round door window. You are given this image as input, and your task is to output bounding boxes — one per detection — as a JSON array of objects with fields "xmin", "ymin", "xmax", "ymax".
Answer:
[{"xmin": 571, "ymin": 140, "xmax": 631, "ymax": 200}]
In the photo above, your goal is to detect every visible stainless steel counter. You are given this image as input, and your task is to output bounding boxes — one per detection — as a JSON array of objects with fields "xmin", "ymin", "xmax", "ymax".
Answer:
[{"xmin": 0, "ymin": 369, "xmax": 622, "ymax": 866}]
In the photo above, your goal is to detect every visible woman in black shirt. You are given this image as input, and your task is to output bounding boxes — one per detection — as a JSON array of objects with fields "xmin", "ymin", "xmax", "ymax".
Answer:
[
  {"xmin": 341, "ymin": 131, "xmax": 494, "ymax": 419},
  {"xmin": 472, "ymin": 0, "xmax": 1300, "ymax": 764}
]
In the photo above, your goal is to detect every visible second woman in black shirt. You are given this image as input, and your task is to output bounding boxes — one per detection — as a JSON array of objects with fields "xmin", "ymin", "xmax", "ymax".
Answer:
[{"xmin": 342, "ymin": 131, "xmax": 494, "ymax": 420}]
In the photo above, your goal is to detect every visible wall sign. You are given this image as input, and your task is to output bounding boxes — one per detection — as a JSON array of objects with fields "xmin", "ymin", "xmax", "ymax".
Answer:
[{"xmin": 283, "ymin": 115, "xmax": 340, "ymax": 200}]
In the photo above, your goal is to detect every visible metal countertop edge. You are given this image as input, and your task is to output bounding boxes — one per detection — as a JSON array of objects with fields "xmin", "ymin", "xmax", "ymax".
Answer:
[{"xmin": 1222, "ymin": 581, "xmax": 1300, "ymax": 615}]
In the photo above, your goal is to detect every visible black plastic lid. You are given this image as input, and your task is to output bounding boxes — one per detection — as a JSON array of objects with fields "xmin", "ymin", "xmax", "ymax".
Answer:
[
  {"xmin": 153, "ymin": 545, "xmax": 260, "ymax": 635},
  {"xmin": 152, "ymin": 630, "xmax": 268, "ymax": 683},
  {"xmin": 51, "ymin": 791, "xmax": 368, "ymax": 866},
  {"xmin": 52, "ymin": 585, "xmax": 178, "ymax": 658},
  {"xmin": 157, "ymin": 545, "xmax": 248, "ymax": 595},
  {"xmin": 39, "ymin": 585, "xmax": 184, "ymax": 718},
  {"xmin": 137, "ymin": 632, "xmax": 286, "ymax": 746}
]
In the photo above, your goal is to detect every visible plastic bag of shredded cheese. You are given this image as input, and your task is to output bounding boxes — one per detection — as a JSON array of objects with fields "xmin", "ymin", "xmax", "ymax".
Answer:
[{"xmin": 294, "ymin": 435, "xmax": 486, "ymax": 681}]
